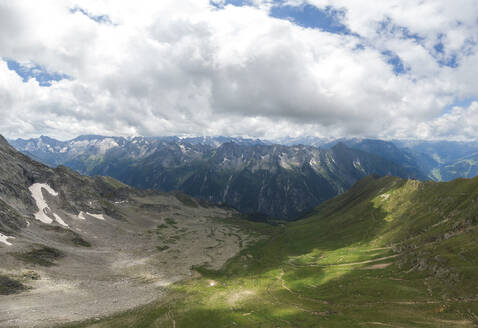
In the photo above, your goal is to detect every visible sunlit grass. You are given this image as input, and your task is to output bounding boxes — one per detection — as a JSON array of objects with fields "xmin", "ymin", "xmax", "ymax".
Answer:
[{"xmin": 66, "ymin": 176, "xmax": 478, "ymax": 328}]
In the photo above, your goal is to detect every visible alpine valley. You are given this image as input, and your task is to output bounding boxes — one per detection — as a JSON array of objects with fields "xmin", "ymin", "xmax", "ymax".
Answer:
[
  {"xmin": 1, "ymin": 135, "xmax": 478, "ymax": 327},
  {"xmin": 4, "ymin": 1, "xmax": 478, "ymax": 327}
]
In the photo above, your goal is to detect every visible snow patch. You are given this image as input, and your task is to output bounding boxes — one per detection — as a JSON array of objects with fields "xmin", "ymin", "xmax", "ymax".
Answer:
[
  {"xmin": 29, "ymin": 183, "xmax": 68, "ymax": 226},
  {"xmin": 78, "ymin": 211, "xmax": 105, "ymax": 220},
  {"xmin": 87, "ymin": 212, "xmax": 105, "ymax": 220},
  {"xmin": 53, "ymin": 213, "xmax": 68, "ymax": 227},
  {"xmin": 0, "ymin": 233, "xmax": 14, "ymax": 246},
  {"xmin": 97, "ymin": 138, "xmax": 119, "ymax": 154},
  {"xmin": 309, "ymin": 157, "xmax": 320, "ymax": 167}
]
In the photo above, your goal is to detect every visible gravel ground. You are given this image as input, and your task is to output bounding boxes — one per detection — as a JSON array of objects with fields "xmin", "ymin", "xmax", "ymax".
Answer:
[{"xmin": 0, "ymin": 193, "xmax": 258, "ymax": 328}]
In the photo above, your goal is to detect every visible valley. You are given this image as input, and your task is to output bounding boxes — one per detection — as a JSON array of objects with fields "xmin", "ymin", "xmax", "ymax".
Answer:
[
  {"xmin": 2, "ymin": 134, "xmax": 478, "ymax": 327},
  {"xmin": 64, "ymin": 175, "xmax": 478, "ymax": 328},
  {"xmin": 3, "ymin": 1, "xmax": 478, "ymax": 327}
]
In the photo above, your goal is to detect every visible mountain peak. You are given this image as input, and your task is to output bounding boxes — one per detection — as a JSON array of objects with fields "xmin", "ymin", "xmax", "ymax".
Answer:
[
  {"xmin": 331, "ymin": 141, "xmax": 349, "ymax": 151},
  {"xmin": 0, "ymin": 134, "xmax": 8, "ymax": 145}
]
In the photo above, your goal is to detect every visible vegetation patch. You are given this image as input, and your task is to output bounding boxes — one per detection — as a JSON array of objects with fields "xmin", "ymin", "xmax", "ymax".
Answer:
[
  {"xmin": 15, "ymin": 245, "xmax": 65, "ymax": 267},
  {"xmin": 71, "ymin": 234, "xmax": 92, "ymax": 247},
  {"xmin": 0, "ymin": 275, "xmax": 27, "ymax": 295},
  {"xmin": 174, "ymin": 192, "xmax": 198, "ymax": 208},
  {"xmin": 164, "ymin": 218, "xmax": 177, "ymax": 226},
  {"xmin": 40, "ymin": 225, "xmax": 91, "ymax": 247}
]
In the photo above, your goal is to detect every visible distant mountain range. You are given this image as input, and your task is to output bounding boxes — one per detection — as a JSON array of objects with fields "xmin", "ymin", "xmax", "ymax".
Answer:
[
  {"xmin": 10, "ymin": 134, "xmax": 478, "ymax": 219},
  {"xmin": 275, "ymin": 136, "xmax": 478, "ymax": 182},
  {"xmin": 9, "ymin": 135, "xmax": 426, "ymax": 219}
]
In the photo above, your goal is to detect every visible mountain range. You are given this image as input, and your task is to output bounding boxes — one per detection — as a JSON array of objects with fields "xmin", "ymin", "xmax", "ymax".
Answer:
[
  {"xmin": 278, "ymin": 136, "xmax": 478, "ymax": 181},
  {"xmin": 9, "ymin": 135, "xmax": 425, "ymax": 219}
]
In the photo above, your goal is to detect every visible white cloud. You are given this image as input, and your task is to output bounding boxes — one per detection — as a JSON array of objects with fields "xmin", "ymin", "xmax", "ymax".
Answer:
[
  {"xmin": 0, "ymin": 0, "xmax": 478, "ymax": 140},
  {"xmin": 415, "ymin": 102, "xmax": 478, "ymax": 140}
]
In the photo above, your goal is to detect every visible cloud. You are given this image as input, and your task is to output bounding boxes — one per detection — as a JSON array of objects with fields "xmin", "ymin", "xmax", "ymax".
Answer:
[
  {"xmin": 415, "ymin": 102, "xmax": 478, "ymax": 140},
  {"xmin": 0, "ymin": 0, "xmax": 478, "ymax": 140}
]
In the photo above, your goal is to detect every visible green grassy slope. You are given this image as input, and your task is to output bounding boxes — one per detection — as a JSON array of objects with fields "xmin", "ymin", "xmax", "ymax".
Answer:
[{"xmin": 66, "ymin": 176, "xmax": 478, "ymax": 328}]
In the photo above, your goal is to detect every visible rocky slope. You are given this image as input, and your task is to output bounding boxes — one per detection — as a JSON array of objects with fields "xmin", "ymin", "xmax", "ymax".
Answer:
[
  {"xmin": 0, "ymin": 136, "xmax": 264, "ymax": 328},
  {"xmin": 10, "ymin": 136, "xmax": 424, "ymax": 219}
]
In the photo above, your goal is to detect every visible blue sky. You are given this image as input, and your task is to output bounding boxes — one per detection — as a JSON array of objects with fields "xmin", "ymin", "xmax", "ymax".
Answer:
[
  {"xmin": 213, "ymin": 1, "xmax": 350, "ymax": 33},
  {"xmin": 269, "ymin": 4, "xmax": 350, "ymax": 34},
  {"xmin": 443, "ymin": 97, "xmax": 478, "ymax": 114},
  {"xmin": 70, "ymin": 6, "xmax": 113, "ymax": 24},
  {"xmin": 6, "ymin": 59, "xmax": 69, "ymax": 87}
]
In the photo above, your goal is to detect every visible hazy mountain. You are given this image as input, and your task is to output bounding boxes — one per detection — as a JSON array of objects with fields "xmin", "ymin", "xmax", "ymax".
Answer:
[
  {"xmin": 437, "ymin": 152, "xmax": 478, "ymax": 181},
  {"xmin": 393, "ymin": 140, "xmax": 478, "ymax": 180},
  {"xmin": 274, "ymin": 137, "xmax": 427, "ymax": 176},
  {"xmin": 272, "ymin": 136, "xmax": 333, "ymax": 147},
  {"xmin": 10, "ymin": 136, "xmax": 425, "ymax": 219},
  {"xmin": 275, "ymin": 137, "xmax": 478, "ymax": 181}
]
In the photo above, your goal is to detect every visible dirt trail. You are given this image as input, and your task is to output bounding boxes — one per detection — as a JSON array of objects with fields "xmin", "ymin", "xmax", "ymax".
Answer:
[{"xmin": 288, "ymin": 254, "xmax": 399, "ymax": 268}]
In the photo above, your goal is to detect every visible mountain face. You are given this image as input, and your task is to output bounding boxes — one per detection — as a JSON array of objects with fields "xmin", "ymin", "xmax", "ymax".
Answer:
[
  {"xmin": 276, "ymin": 136, "xmax": 478, "ymax": 181},
  {"xmin": 274, "ymin": 137, "xmax": 431, "ymax": 177},
  {"xmin": 10, "ymin": 136, "xmax": 425, "ymax": 219},
  {"xmin": 0, "ymin": 135, "xmax": 261, "ymax": 327}
]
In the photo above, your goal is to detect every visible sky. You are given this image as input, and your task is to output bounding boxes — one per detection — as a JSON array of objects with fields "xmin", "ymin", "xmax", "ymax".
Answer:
[{"xmin": 1, "ymin": 0, "xmax": 478, "ymax": 140}]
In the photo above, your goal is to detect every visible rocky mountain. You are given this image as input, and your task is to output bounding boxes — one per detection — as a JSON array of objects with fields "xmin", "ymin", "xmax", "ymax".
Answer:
[
  {"xmin": 277, "ymin": 136, "xmax": 478, "ymax": 181},
  {"xmin": 10, "ymin": 136, "xmax": 425, "ymax": 219},
  {"xmin": 0, "ymin": 135, "xmax": 262, "ymax": 327},
  {"xmin": 274, "ymin": 137, "xmax": 429, "ymax": 176},
  {"xmin": 9, "ymin": 135, "xmax": 267, "ymax": 168}
]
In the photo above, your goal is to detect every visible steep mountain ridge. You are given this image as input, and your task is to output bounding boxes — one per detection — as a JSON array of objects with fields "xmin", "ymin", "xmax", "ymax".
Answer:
[{"xmin": 10, "ymin": 136, "xmax": 425, "ymax": 219}]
